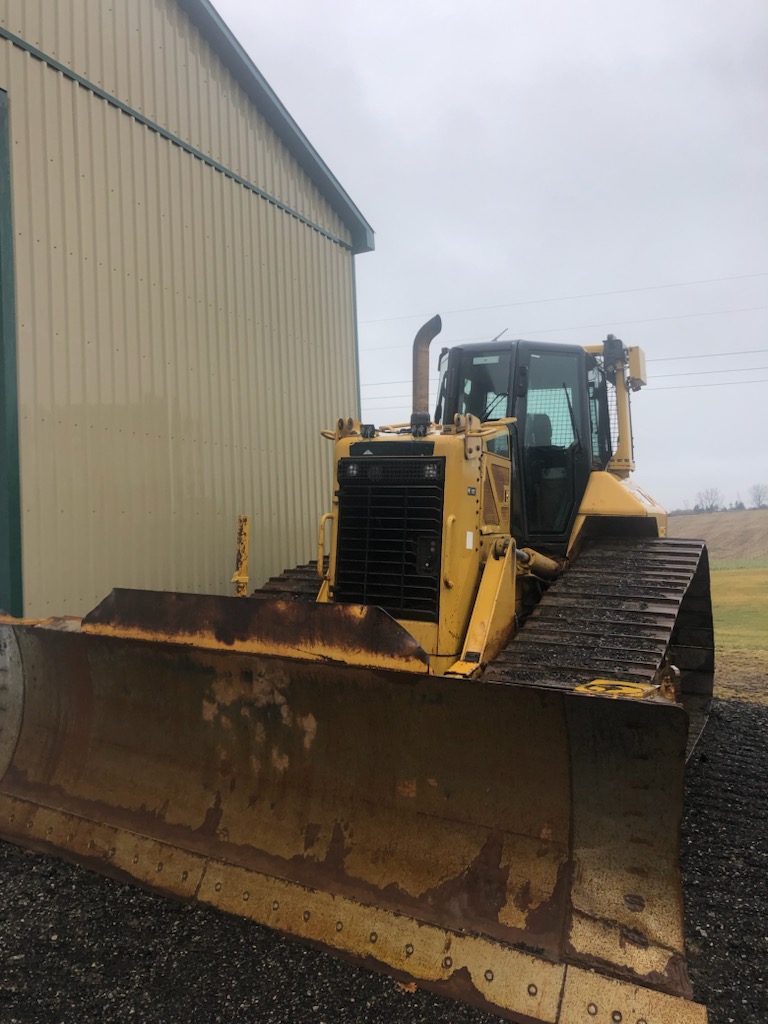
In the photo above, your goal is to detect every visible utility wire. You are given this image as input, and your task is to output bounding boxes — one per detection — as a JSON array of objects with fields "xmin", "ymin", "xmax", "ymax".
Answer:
[
  {"xmin": 363, "ymin": 376, "xmax": 768, "ymax": 405},
  {"xmin": 362, "ymin": 377, "xmax": 438, "ymax": 388},
  {"xmin": 648, "ymin": 347, "xmax": 768, "ymax": 363},
  {"xmin": 360, "ymin": 349, "xmax": 768, "ymax": 389},
  {"xmin": 360, "ymin": 306, "xmax": 768, "ymax": 353},
  {"xmin": 647, "ymin": 379, "xmax": 768, "ymax": 391},
  {"xmin": 654, "ymin": 365, "xmax": 768, "ymax": 380},
  {"xmin": 360, "ymin": 273, "xmax": 768, "ymax": 324}
]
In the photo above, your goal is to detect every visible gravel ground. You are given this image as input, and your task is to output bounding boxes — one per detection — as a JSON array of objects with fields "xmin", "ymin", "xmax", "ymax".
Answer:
[
  {"xmin": 681, "ymin": 699, "xmax": 768, "ymax": 1023},
  {"xmin": 1, "ymin": 697, "xmax": 766, "ymax": 1024}
]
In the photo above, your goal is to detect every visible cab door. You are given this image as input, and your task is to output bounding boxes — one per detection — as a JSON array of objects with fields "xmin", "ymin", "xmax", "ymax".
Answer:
[{"xmin": 514, "ymin": 344, "xmax": 592, "ymax": 554}]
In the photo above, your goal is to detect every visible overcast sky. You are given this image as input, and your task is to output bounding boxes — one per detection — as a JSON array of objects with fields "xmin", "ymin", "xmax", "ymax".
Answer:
[{"xmin": 215, "ymin": 0, "xmax": 767, "ymax": 511}]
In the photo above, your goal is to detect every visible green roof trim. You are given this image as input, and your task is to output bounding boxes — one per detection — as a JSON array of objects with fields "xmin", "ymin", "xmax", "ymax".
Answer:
[
  {"xmin": 178, "ymin": 0, "xmax": 374, "ymax": 255},
  {"xmin": 0, "ymin": 89, "xmax": 23, "ymax": 616}
]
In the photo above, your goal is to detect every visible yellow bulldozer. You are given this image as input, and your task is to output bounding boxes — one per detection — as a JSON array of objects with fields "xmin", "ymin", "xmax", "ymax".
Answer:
[{"xmin": 0, "ymin": 316, "xmax": 713, "ymax": 1023}]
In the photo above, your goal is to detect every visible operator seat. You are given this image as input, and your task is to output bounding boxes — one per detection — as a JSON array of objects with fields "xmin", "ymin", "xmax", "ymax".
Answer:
[{"xmin": 529, "ymin": 413, "xmax": 552, "ymax": 447}]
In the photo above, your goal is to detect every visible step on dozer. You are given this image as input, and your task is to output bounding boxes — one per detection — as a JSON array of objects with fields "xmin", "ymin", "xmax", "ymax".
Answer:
[{"xmin": 0, "ymin": 318, "xmax": 714, "ymax": 1023}]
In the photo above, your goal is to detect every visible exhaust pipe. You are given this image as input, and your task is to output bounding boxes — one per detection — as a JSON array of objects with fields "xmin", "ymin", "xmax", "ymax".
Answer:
[{"xmin": 412, "ymin": 314, "xmax": 442, "ymax": 416}]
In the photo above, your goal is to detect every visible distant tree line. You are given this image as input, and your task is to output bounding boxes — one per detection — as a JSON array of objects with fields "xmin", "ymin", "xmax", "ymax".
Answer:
[{"xmin": 671, "ymin": 483, "xmax": 767, "ymax": 515}]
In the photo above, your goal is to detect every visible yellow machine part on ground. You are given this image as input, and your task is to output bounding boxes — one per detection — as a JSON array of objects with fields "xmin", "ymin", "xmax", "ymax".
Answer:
[{"xmin": 0, "ymin": 596, "xmax": 706, "ymax": 1023}]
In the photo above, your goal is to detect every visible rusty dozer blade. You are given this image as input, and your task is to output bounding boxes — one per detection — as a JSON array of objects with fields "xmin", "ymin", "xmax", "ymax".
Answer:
[
  {"xmin": 81, "ymin": 588, "xmax": 430, "ymax": 672},
  {"xmin": 0, "ymin": 594, "xmax": 706, "ymax": 1023}
]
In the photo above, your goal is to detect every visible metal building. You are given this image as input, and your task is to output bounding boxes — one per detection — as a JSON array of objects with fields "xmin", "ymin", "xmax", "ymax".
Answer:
[{"xmin": 0, "ymin": 0, "xmax": 373, "ymax": 617}]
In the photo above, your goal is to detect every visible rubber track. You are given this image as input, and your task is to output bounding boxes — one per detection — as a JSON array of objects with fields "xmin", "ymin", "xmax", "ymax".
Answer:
[
  {"xmin": 251, "ymin": 541, "xmax": 714, "ymax": 707},
  {"xmin": 483, "ymin": 536, "xmax": 712, "ymax": 692},
  {"xmin": 250, "ymin": 562, "xmax": 322, "ymax": 601}
]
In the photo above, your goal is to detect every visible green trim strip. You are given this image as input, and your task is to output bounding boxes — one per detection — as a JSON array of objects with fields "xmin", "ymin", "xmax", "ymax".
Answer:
[
  {"xmin": 0, "ymin": 27, "xmax": 352, "ymax": 252},
  {"xmin": 0, "ymin": 88, "xmax": 22, "ymax": 615}
]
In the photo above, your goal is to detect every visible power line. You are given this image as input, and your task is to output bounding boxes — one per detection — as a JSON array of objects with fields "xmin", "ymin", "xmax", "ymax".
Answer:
[
  {"xmin": 648, "ymin": 347, "xmax": 768, "ymax": 363},
  {"xmin": 360, "ymin": 305, "xmax": 768, "ymax": 352},
  {"xmin": 363, "ymin": 395, "xmax": 419, "ymax": 403},
  {"xmin": 654, "ymin": 365, "xmax": 768, "ymax": 379},
  {"xmin": 363, "ymin": 376, "xmax": 768, "ymax": 406},
  {"xmin": 360, "ymin": 273, "xmax": 768, "ymax": 325},
  {"xmin": 362, "ymin": 378, "xmax": 437, "ymax": 388},
  {"xmin": 359, "ymin": 348, "xmax": 768, "ymax": 389},
  {"xmin": 648, "ymin": 378, "xmax": 768, "ymax": 391}
]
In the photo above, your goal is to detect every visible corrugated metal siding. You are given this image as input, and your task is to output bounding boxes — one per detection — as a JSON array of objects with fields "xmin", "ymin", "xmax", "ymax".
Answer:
[
  {"xmin": 0, "ymin": 0, "xmax": 352, "ymax": 246},
  {"xmin": 0, "ymin": 35, "xmax": 359, "ymax": 616}
]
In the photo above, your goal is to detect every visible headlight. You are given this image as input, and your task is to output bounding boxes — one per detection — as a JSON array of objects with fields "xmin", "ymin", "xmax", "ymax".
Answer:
[{"xmin": 424, "ymin": 462, "xmax": 439, "ymax": 480}]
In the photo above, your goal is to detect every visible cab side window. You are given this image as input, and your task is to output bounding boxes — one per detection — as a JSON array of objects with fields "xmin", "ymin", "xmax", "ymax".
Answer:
[{"xmin": 523, "ymin": 352, "xmax": 583, "ymax": 449}]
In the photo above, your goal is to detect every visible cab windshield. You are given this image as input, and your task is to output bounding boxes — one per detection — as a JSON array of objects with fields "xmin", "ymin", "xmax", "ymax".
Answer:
[{"xmin": 435, "ymin": 348, "xmax": 513, "ymax": 423}]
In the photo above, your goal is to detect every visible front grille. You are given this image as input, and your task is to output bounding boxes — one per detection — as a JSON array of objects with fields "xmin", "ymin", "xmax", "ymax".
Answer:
[{"xmin": 333, "ymin": 458, "xmax": 445, "ymax": 622}]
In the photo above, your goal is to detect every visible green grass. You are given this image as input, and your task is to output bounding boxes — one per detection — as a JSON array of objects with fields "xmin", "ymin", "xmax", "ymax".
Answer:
[
  {"xmin": 711, "ymin": 557, "xmax": 768, "ymax": 571},
  {"xmin": 710, "ymin": 568, "xmax": 768, "ymax": 651}
]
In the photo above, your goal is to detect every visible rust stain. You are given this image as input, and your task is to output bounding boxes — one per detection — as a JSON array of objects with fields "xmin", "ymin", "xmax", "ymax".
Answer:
[
  {"xmin": 396, "ymin": 779, "xmax": 417, "ymax": 798},
  {"xmin": 514, "ymin": 879, "xmax": 532, "ymax": 913},
  {"xmin": 646, "ymin": 952, "xmax": 694, "ymax": 1000},
  {"xmin": 322, "ymin": 821, "xmax": 350, "ymax": 876},
  {"xmin": 626, "ymin": 865, "xmax": 648, "ymax": 877},
  {"xmin": 218, "ymin": 669, "xmax": 288, "ymax": 712},
  {"xmin": 81, "ymin": 589, "xmax": 430, "ymax": 669},
  {"xmin": 565, "ymin": 931, "xmax": 691, "ymax": 1000},
  {"xmin": 620, "ymin": 925, "xmax": 650, "ymax": 949},
  {"xmin": 524, "ymin": 858, "xmax": 571, "ymax": 940},
  {"xmin": 623, "ymin": 893, "xmax": 646, "ymax": 913},
  {"xmin": 303, "ymin": 823, "xmax": 322, "ymax": 852},
  {"xmin": 422, "ymin": 831, "xmax": 510, "ymax": 924},
  {"xmin": 536, "ymin": 823, "xmax": 554, "ymax": 858},
  {"xmin": 198, "ymin": 791, "xmax": 224, "ymax": 837}
]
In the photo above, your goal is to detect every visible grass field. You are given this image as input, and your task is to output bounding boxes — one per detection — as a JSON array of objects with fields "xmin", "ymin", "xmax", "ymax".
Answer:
[
  {"xmin": 710, "ymin": 568, "xmax": 768, "ymax": 650},
  {"xmin": 710, "ymin": 556, "xmax": 768, "ymax": 571},
  {"xmin": 668, "ymin": 510, "xmax": 767, "ymax": 703},
  {"xmin": 708, "ymin": 567, "xmax": 767, "ymax": 703}
]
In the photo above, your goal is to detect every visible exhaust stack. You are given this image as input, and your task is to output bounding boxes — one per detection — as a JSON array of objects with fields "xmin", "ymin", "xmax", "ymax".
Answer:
[{"xmin": 411, "ymin": 314, "xmax": 442, "ymax": 417}]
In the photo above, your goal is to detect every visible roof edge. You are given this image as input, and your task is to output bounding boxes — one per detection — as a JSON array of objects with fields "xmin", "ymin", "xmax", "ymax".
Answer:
[{"xmin": 179, "ymin": 0, "xmax": 374, "ymax": 254}]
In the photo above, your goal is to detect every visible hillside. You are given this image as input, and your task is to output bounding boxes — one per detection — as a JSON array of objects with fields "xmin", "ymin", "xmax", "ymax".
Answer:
[{"xmin": 667, "ymin": 508, "xmax": 768, "ymax": 562}]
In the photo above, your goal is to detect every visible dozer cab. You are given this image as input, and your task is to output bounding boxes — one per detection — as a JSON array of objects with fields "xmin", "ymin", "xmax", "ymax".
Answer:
[{"xmin": 0, "ymin": 317, "xmax": 713, "ymax": 1023}]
